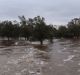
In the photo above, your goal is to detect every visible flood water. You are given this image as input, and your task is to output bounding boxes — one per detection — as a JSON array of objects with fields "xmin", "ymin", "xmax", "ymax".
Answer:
[{"xmin": 0, "ymin": 39, "xmax": 80, "ymax": 75}]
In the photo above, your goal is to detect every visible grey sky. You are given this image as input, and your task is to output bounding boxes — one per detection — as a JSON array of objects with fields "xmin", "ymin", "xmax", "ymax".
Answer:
[{"xmin": 0, "ymin": 0, "xmax": 80, "ymax": 25}]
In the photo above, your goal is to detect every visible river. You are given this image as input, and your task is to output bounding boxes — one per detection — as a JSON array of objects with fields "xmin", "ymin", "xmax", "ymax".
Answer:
[{"xmin": 0, "ymin": 39, "xmax": 80, "ymax": 75}]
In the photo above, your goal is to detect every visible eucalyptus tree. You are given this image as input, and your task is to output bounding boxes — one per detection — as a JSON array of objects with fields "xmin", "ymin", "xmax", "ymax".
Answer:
[
  {"xmin": 67, "ymin": 19, "xmax": 80, "ymax": 38},
  {"xmin": 1, "ymin": 21, "xmax": 14, "ymax": 40},
  {"xmin": 33, "ymin": 16, "xmax": 48, "ymax": 45},
  {"xmin": 12, "ymin": 22, "xmax": 20, "ymax": 39},
  {"xmin": 46, "ymin": 25, "xmax": 57, "ymax": 43},
  {"xmin": 19, "ymin": 16, "xmax": 34, "ymax": 40},
  {"xmin": 57, "ymin": 26, "xmax": 67, "ymax": 38}
]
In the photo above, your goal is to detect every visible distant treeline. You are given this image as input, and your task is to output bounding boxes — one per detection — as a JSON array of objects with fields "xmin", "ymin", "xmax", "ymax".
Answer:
[{"xmin": 0, "ymin": 16, "xmax": 80, "ymax": 45}]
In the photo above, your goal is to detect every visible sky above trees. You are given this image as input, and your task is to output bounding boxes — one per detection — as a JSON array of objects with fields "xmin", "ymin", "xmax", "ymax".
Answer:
[{"xmin": 0, "ymin": 0, "xmax": 80, "ymax": 25}]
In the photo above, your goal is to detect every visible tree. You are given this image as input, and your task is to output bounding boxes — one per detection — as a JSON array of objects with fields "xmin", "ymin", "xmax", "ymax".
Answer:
[
  {"xmin": 68, "ymin": 24, "xmax": 80, "ymax": 38},
  {"xmin": 57, "ymin": 26, "xmax": 67, "ymax": 38},
  {"xmin": 20, "ymin": 25, "xmax": 32, "ymax": 40},
  {"xmin": 18, "ymin": 16, "xmax": 27, "ymax": 25},
  {"xmin": 1, "ymin": 21, "xmax": 14, "ymax": 40},
  {"xmin": 12, "ymin": 23, "xmax": 20, "ymax": 39},
  {"xmin": 33, "ymin": 16, "xmax": 48, "ymax": 45},
  {"xmin": 67, "ymin": 18, "xmax": 80, "ymax": 38},
  {"xmin": 0, "ymin": 22, "xmax": 4, "ymax": 37},
  {"xmin": 19, "ymin": 16, "xmax": 32, "ymax": 40},
  {"xmin": 46, "ymin": 25, "xmax": 57, "ymax": 43}
]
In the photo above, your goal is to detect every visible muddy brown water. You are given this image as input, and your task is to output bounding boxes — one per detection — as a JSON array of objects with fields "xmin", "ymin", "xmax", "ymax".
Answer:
[{"xmin": 0, "ymin": 39, "xmax": 80, "ymax": 75}]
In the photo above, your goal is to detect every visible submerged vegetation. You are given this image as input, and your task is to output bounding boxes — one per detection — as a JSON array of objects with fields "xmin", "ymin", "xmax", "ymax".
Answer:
[{"xmin": 0, "ymin": 16, "xmax": 80, "ymax": 45}]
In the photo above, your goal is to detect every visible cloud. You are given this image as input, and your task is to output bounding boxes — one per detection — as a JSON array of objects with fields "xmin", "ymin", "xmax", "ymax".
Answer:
[{"xmin": 0, "ymin": 0, "xmax": 80, "ymax": 25}]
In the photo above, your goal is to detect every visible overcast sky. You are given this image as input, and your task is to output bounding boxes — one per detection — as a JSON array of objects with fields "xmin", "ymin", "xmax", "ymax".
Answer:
[{"xmin": 0, "ymin": 0, "xmax": 80, "ymax": 25}]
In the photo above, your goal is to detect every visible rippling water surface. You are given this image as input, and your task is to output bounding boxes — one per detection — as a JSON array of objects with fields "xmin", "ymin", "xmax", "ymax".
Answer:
[{"xmin": 0, "ymin": 39, "xmax": 80, "ymax": 75}]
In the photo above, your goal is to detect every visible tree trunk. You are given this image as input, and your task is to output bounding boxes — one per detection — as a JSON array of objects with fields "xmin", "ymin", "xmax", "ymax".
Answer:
[
  {"xmin": 50, "ymin": 39, "xmax": 53, "ymax": 43},
  {"xmin": 27, "ymin": 36, "xmax": 29, "ymax": 41},
  {"xmin": 25, "ymin": 37, "xmax": 27, "ymax": 40},
  {"xmin": 19, "ymin": 37, "xmax": 21, "ymax": 40},
  {"xmin": 8, "ymin": 37, "xmax": 10, "ymax": 41},
  {"xmin": 40, "ymin": 40, "xmax": 43, "ymax": 45}
]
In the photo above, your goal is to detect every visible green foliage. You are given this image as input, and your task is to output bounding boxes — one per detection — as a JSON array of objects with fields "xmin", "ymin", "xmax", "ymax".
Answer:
[
  {"xmin": 56, "ymin": 18, "xmax": 80, "ymax": 38},
  {"xmin": 57, "ymin": 26, "xmax": 67, "ymax": 38},
  {"xmin": 19, "ymin": 16, "xmax": 34, "ymax": 40},
  {"xmin": 0, "ymin": 16, "xmax": 80, "ymax": 45},
  {"xmin": 12, "ymin": 24, "xmax": 20, "ymax": 39},
  {"xmin": 46, "ymin": 25, "xmax": 57, "ymax": 42},
  {"xmin": 20, "ymin": 25, "xmax": 31, "ymax": 40},
  {"xmin": 1, "ymin": 21, "xmax": 13, "ymax": 40},
  {"xmin": 68, "ymin": 24, "xmax": 80, "ymax": 38},
  {"xmin": 33, "ymin": 16, "xmax": 48, "ymax": 45}
]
